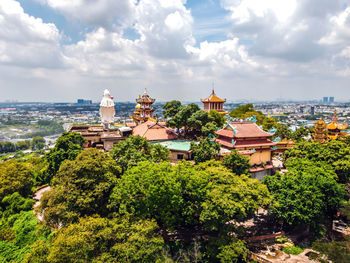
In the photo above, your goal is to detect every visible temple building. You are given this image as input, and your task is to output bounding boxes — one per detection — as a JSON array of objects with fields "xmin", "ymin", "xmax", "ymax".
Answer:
[
  {"xmin": 215, "ymin": 121, "xmax": 276, "ymax": 179},
  {"xmin": 201, "ymin": 89, "xmax": 228, "ymax": 114},
  {"xmin": 312, "ymin": 118, "xmax": 328, "ymax": 144},
  {"xmin": 130, "ymin": 90, "xmax": 156, "ymax": 124},
  {"xmin": 68, "ymin": 89, "xmax": 131, "ymax": 151},
  {"xmin": 132, "ymin": 120, "xmax": 178, "ymax": 141},
  {"xmin": 275, "ymin": 138, "xmax": 295, "ymax": 153},
  {"xmin": 327, "ymin": 110, "xmax": 348, "ymax": 140}
]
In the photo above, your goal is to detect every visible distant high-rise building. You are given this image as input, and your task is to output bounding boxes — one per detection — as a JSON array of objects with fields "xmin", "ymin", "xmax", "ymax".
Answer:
[
  {"xmin": 329, "ymin": 97, "xmax": 334, "ymax": 103},
  {"xmin": 77, "ymin": 99, "xmax": 92, "ymax": 105},
  {"xmin": 310, "ymin": 106, "xmax": 315, "ymax": 116},
  {"xmin": 323, "ymin": 97, "xmax": 329, "ymax": 104}
]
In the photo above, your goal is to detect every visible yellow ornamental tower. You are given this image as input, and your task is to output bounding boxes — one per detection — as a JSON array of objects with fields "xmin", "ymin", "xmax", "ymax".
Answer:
[
  {"xmin": 130, "ymin": 90, "xmax": 156, "ymax": 124},
  {"xmin": 327, "ymin": 110, "xmax": 348, "ymax": 140},
  {"xmin": 312, "ymin": 118, "xmax": 328, "ymax": 144}
]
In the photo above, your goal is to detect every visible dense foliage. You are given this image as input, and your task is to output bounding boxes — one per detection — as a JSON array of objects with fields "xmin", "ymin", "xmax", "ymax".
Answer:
[
  {"xmin": 285, "ymin": 140, "xmax": 350, "ymax": 183},
  {"xmin": 0, "ymin": 137, "xmax": 45, "ymax": 154},
  {"xmin": 37, "ymin": 148, "xmax": 121, "ymax": 228},
  {"xmin": 229, "ymin": 104, "xmax": 278, "ymax": 131},
  {"xmin": 2, "ymin": 122, "xmax": 350, "ymax": 261},
  {"xmin": 222, "ymin": 150, "xmax": 251, "ymax": 175},
  {"xmin": 265, "ymin": 159, "xmax": 345, "ymax": 232},
  {"xmin": 165, "ymin": 102, "xmax": 225, "ymax": 137},
  {"xmin": 110, "ymin": 161, "xmax": 270, "ymax": 231},
  {"xmin": 190, "ymin": 137, "xmax": 221, "ymax": 164},
  {"xmin": 24, "ymin": 216, "xmax": 164, "ymax": 263},
  {"xmin": 41, "ymin": 132, "xmax": 86, "ymax": 184},
  {"xmin": 110, "ymin": 135, "xmax": 170, "ymax": 173}
]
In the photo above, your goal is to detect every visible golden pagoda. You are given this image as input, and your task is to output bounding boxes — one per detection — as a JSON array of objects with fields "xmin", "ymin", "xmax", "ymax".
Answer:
[
  {"xmin": 327, "ymin": 110, "xmax": 348, "ymax": 140},
  {"xmin": 130, "ymin": 89, "xmax": 156, "ymax": 124},
  {"xmin": 201, "ymin": 89, "xmax": 228, "ymax": 114},
  {"xmin": 312, "ymin": 118, "xmax": 328, "ymax": 144}
]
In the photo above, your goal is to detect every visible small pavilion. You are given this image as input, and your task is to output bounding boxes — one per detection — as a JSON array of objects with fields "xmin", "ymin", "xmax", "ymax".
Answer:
[{"xmin": 201, "ymin": 89, "xmax": 228, "ymax": 114}]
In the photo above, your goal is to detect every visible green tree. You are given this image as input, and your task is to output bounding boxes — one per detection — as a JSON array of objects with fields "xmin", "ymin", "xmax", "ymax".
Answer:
[
  {"xmin": 37, "ymin": 148, "xmax": 120, "ymax": 227},
  {"xmin": 262, "ymin": 117, "xmax": 278, "ymax": 131},
  {"xmin": 275, "ymin": 123, "xmax": 292, "ymax": 140},
  {"xmin": 110, "ymin": 135, "xmax": 169, "ymax": 173},
  {"xmin": 15, "ymin": 140, "xmax": 31, "ymax": 151},
  {"xmin": 41, "ymin": 132, "xmax": 86, "ymax": 184},
  {"xmin": 190, "ymin": 137, "xmax": 221, "ymax": 164},
  {"xmin": 222, "ymin": 150, "xmax": 251, "ymax": 175},
  {"xmin": 209, "ymin": 110, "xmax": 226, "ymax": 128},
  {"xmin": 110, "ymin": 160, "xmax": 271, "ymax": 232},
  {"xmin": 291, "ymin": 127, "xmax": 311, "ymax": 142},
  {"xmin": 202, "ymin": 121, "xmax": 217, "ymax": 137},
  {"xmin": 229, "ymin": 104, "xmax": 265, "ymax": 125},
  {"xmin": 285, "ymin": 140, "xmax": 350, "ymax": 183},
  {"xmin": 0, "ymin": 141, "xmax": 16, "ymax": 153},
  {"xmin": 0, "ymin": 160, "xmax": 34, "ymax": 203},
  {"xmin": 0, "ymin": 211, "xmax": 51, "ymax": 263},
  {"xmin": 264, "ymin": 159, "xmax": 345, "ymax": 232},
  {"xmin": 187, "ymin": 110, "xmax": 214, "ymax": 135},
  {"xmin": 31, "ymin": 136, "xmax": 45, "ymax": 151},
  {"xmin": 229, "ymin": 104, "xmax": 255, "ymax": 118},
  {"xmin": 24, "ymin": 216, "xmax": 164, "ymax": 263},
  {"xmin": 167, "ymin": 103, "xmax": 200, "ymax": 135},
  {"xmin": 216, "ymin": 239, "xmax": 248, "ymax": 263},
  {"xmin": 163, "ymin": 100, "xmax": 182, "ymax": 119}
]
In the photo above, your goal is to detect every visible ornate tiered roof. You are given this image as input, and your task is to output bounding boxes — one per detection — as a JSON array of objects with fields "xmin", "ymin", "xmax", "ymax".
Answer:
[
  {"xmin": 312, "ymin": 118, "xmax": 328, "ymax": 144},
  {"xmin": 201, "ymin": 89, "xmax": 226, "ymax": 103},
  {"xmin": 327, "ymin": 110, "xmax": 348, "ymax": 131},
  {"xmin": 215, "ymin": 121, "xmax": 276, "ymax": 149},
  {"xmin": 131, "ymin": 89, "xmax": 156, "ymax": 124}
]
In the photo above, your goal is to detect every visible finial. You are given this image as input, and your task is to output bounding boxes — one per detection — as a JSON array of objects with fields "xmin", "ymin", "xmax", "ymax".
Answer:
[
  {"xmin": 144, "ymin": 88, "xmax": 148, "ymax": 96},
  {"xmin": 332, "ymin": 109, "xmax": 338, "ymax": 123},
  {"xmin": 212, "ymin": 82, "xmax": 215, "ymax": 95}
]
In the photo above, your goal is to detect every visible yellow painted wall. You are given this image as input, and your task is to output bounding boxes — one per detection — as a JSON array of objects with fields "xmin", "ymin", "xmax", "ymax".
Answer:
[
  {"xmin": 242, "ymin": 150, "xmax": 271, "ymax": 165},
  {"xmin": 169, "ymin": 151, "xmax": 190, "ymax": 161}
]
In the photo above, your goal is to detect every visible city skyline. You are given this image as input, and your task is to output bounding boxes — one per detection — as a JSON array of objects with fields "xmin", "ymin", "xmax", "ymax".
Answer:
[{"xmin": 1, "ymin": 0, "xmax": 350, "ymax": 102}]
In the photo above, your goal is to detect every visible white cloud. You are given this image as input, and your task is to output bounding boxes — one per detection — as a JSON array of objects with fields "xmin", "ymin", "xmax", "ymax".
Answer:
[
  {"xmin": 2, "ymin": 0, "xmax": 350, "ymax": 102},
  {"xmin": 134, "ymin": 0, "xmax": 194, "ymax": 59},
  {"xmin": 38, "ymin": 0, "xmax": 137, "ymax": 28},
  {"xmin": 222, "ymin": 0, "xmax": 297, "ymax": 23},
  {"xmin": 0, "ymin": 0, "xmax": 62, "ymax": 68}
]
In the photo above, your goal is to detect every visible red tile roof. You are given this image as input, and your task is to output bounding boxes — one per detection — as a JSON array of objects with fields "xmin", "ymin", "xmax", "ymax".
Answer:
[
  {"xmin": 132, "ymin": 120, "xmax": 178, "ymax": 141},
  {"xmin": 215, "ymin": 138, "xmax": 276, "ymax": 149},
  {"xmin": 215, "ymin": 122, "xmax": 273, "ymax": 139}
]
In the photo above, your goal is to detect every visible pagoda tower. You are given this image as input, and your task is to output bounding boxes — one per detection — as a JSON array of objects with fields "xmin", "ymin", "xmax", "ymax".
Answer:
[
  {"xmin": 201, "ymin": 89, "xmax": 228, "ymax": 114},
  {"xmin": 130, "ymin": 89, "xmax": 156, "ymax": 124},
  {"xmin": 327, "ymin": 110, "xmax": 348, "ymax": 140},
  {"xmin": 312, "ymin": 118, "xmax": 328, "ymax": 144}
]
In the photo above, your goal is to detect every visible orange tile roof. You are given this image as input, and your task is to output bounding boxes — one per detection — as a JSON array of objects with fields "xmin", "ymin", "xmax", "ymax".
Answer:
[
  {"xmin": 132, "ymin": 120, "xmax": 178, "ymax": 141},
  {"xmin": 215, "ymin": 122, "xmax": 273, "ymax": 139},
  {"xmin": 327, "ymin": 122, "xmax": 348, "ymax": 130},
  {"xmin": 201, "ymin": 90, "xmax": 226, "ymax": 103}
]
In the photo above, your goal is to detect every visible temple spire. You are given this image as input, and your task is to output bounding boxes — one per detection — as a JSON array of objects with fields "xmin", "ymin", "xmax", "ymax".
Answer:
[
  {"xmin": 332, "ymin": 109, "xmax": 338, "ymax": 123},
  {"xmin": 212, "ymin": 82, "xmax": 215, "ymax": 95}
]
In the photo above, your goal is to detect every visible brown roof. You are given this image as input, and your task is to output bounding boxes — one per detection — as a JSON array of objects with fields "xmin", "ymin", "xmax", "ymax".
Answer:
[
  {"xmin": 215, "ymin": 122, "xmax": 273, "ymax": 139},
  {"xmin": 132, "ymin": 120, "xmax": 178, "ymax": 141},
  {"xmin": 201, "ymin": 90, "xmax": 226, "ymax": 103}
]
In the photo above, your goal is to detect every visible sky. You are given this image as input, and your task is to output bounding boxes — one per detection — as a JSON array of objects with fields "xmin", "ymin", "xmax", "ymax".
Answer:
[{"xmin": 1, "ymin": 0, "xmax": 350, "ymax": 102}]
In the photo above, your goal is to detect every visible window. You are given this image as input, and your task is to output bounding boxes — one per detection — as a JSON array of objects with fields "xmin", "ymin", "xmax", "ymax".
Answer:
[{"xmin": 177, "ymin": 154, "xmax": 184, "ymax": 160}]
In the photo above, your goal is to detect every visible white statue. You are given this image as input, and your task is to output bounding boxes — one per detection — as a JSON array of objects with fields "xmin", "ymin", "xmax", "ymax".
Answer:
[{"xmin": 100, "ymin": 89, "xmax": 115, "ymax": 129}]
